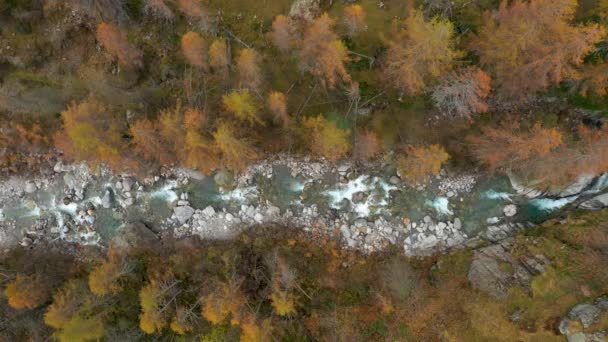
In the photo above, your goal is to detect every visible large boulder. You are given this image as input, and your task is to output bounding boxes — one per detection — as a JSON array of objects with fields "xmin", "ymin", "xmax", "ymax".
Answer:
[
  {"xmin": 468, "ymin": 240, "xmax": 550, "ymax": 299},
  {"xmin": 174, "ymin": 206, "xmax": 195, "ymax": 224},
  {"xmin": 579, "ymin": 193, "xmax": 608, "ymax": 210},
  {"xmin": 110, "ymin": 222, "xmax": 158, "ymax": 251}
]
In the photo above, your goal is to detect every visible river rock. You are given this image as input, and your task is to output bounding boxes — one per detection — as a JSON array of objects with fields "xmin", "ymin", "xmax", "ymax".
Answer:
[
  {"xmin": 266, "ymin": 206, "xmax": 280, "ymax": 218},
  {"xmin": 24, "ymin": 181, "xmax": 37, "ymax": 193},
  {"xmin": 214, "ymin": 170, "xmax": 235, "ymax": 190},
  {"xmin": 122, "ymin": 178, "xmax": 133, "ymax": 192},
  {"xmin": 454, "ymin": 218, "xmax": 462, "ymax": 230},
  {"xmin": 101, "ymin": 189, "xmax": 114, "ymax": 208},
  {"xmin": 503, "ymin": 204, "xmax": 517, "ymax": 217},
  {"xmin": 201, "ymin": 206, "xmax": 215, "ymax": 217},
  {"xmin": 389, "ymin": 176, "xmax": 400, "ymax": 185},
  {"xmin": 254, "ymin": 212, "xmax": 264, "ymax": 222},
  {"xmin": 568, "ymin": 304, "xmax": 603, "ymax": 328},
  {"xmin": 174, "ymin": 206, "xmax": 194, "ymax": 224},
  {"xmin": 351, "ymin": 191, "xmax": 368, "ymax": 203}
]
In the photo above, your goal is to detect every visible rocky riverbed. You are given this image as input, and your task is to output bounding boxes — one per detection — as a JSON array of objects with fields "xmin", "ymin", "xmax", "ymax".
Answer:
[{"xmin": 1, "ymin": 154, "xmax": 608, "ymax": 256}]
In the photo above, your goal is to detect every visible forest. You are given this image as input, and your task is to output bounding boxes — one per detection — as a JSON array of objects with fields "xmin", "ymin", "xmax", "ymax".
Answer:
[{"xmin": 1, "ymin": 0, "xmax": 608, "ymax": 340}]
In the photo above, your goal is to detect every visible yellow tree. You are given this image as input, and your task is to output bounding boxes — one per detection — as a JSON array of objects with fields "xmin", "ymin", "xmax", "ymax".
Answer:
[
  {"xmin": 96, "ymin": 22, "xmax": 143, "ymax": 68},
  {"xmin": 213, "ymin": 122, "xmax": 259, "ymax": 171},
  {"xmin": 53, "ymin": 315, "xmax": 105, "ymax": 342},
  {"xmin": 474, "ymin": 0, "xmax": 605, "ymax": 101},
  {"xmin": 299, "ymin": 13, "xmax": 351, "ymax": 88},
  {"xmin": 384, "ymin": 10, "xmax": 459, "ymax": 96},
  {"xmin": 302, "ymin": 115, "xmax": 351, "ymax": 161},
  {"xmin": 4, "ymin": 274, "xmax": 51, "ymax": 309},
  {"xmin": 236, "ymin": 48, "xmax": 263, "ymax": 90},
  {"xmin": 398, "ymin": 145, "xmax": 449, "ymax": 183},
  {"xmin": 201, "ymin": 281, "xmax": 246, "ymax": 325},
  {"xmin": 88, "ymin": 251, "xmax": 131, "ymax": 296},
  {"xmin": 343, "ymin": 4, "xmax": 367, "ymax": 37},
  {"xmin": 54, "ymin": 97, "xmax": 128, "ymax": 171},
  {"xmin": 45, "ymin": 280, "xmax": 88, "ymax": 330},
  {"xmin": 267, "ymin": 91, "xmax": 290, "ymax": 126},
  {"xmin": 222, "ymin": 90, "xmax": 263, "ymax": 125},
  {"xmin": 268, "ymin": 15, "xmax": 293, "ymax": 52},
  {"xmin": 181, "ymin": 31, "xmax": 208, "ymax": 71}
]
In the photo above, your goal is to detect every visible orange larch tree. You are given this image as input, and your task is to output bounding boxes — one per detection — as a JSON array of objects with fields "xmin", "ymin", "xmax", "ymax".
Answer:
[
  {"xmin": 96, "ymin": 23, "xmax": 143, "ymax": 68},
  {"xmin": 474, "ymin": 0, "xmax": 605, "ymax": 102},
  {"xmin": 181, "ymin": 31, "xmax": 208, "ymax": 71},
  {"xmin": 268, "ymin": 15, "xmax": 294, "ymax": 52},
  {"xmin": 353, "ymin": 130, "xmax": 381, "ymax": 161},
  {"xmin": 267, "ymin": 91, "xmax": 290, "ymax": 126},
  {"xmin": 468, "ymin": 122, "xmax": 564, "ymax": 173},
  {"xmin": 209, "ymin": 39, "xmax": 231, "ymax": 80},
  {"xmin": 298, "ymin": 13, "xmax": 351, "ymax": 88},
  {"xmin": 384, "ymin": 10, "xmax": 459, "ymax": 96},
  {"xmin": 236, "ymin": 48, "xmax": 263, "ymax": 90},
  {"xmin": 343, "ymin": 4, "xmax": 367, "ymax": 37}
]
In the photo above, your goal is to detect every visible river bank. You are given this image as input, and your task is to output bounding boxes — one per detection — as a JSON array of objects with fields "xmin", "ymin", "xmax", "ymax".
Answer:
[{"xmin": 1, "ymin": 154, "xmax": 607, "ymax": 256}]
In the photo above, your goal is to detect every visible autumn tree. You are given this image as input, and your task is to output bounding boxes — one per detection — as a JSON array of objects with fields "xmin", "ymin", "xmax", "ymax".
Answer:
[
  {"xmin": 139, "ymin": 276, "xmax": 181, "ymax": 334},
  {"xmin": 579, "ymin": 64, "xmax": 608, "ymax": 97},
  {"xmin": 432, "ymin": 67, "xmax": 492, "ymax": 119},
  {"xmin": 209, "ymin": 39, "xmax": 230, "ymax": 80},
  {"xmin": 170, "ymin": 306, "xmax": 194, "ymax": 335},
  {"xmin": 240, "ymin": 316, "xmax": 272, "ymax": 342},
  {"xmin": 201, "ymin": 280, "xmax": 246, "ymax": 325},
  {"xmin": 131, "ymin": 104, "xmax": 219, "ymax": 174},
  {"xmin": 213, "ymin": 122, "xmax": 259, "ymax": 170},
  {"xmin": 53, "ymin": 315, "xmax": 105, "ymax": 342},
  {"xmin": 527, "ymin": 126, "xmax": 608, "ymax": 186},
  {"xmin": 130, "ymin": 118, "xmax": 176, "ymax": 166},
  {"xmin": 353, "ymin": 130, "xmax": 381, "ymax": 161},
  {"xmin": 267, "ymin": 91, "xmax": 290, "ymax": 126},
  {"xmin": 236, "ymin": 48, "xmax": 263, "ymax": 90},
  {"xmin": 181, "ymin": 31, "xmax": 208, "ymax": 71},
  {"xmin": 54, "ymin": 97, "xmax": 129, "ymax": 171},
  {"xmin": 96, "ymin": 22, "xmax": 143, "ymax": 68},
  {"xmin": 302, "ymin": 115, "xmax": 351, "ymax": 161},
  {"xmin": 88, "ymin": 251, "xmax": 132, "ymax": 296},
  {"xmin": 4, "ymin": 274, "xmax": 51, "ymax": 309},
  {"xmin": 343, "ymin": 4, "xmax": 367, "ymax": 37},
  {"xmin": 384, "ymin": 10, "xmax": 459, "ymax": 96},
  {"xmin": 468, "ymin": 122, "xmax": 563, "ymax": 172},
  {"xmin": 222, "ymin": 90, "xmax": 263, "ymax": 125},
  {"xmin": 299, "ymin": 13, "xmax": 351, "ymax": 88},
  {"xmin": 183, "ymin": 108, "xmax": 219, "ymax": 174},
  {"xmin": 45, "ymin": 280, "xmax": 89, "ymax": 330},
  {"xmin": 474, "ymin": 0, "xmax": 605, "ymax": 101},
  {"xmin": 268, "ymin": 15, "xmax": 294, "ymax": 52},
  {"xmin": 398, "ymin": 144, "xmax": 449, "ymax": 183}
]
